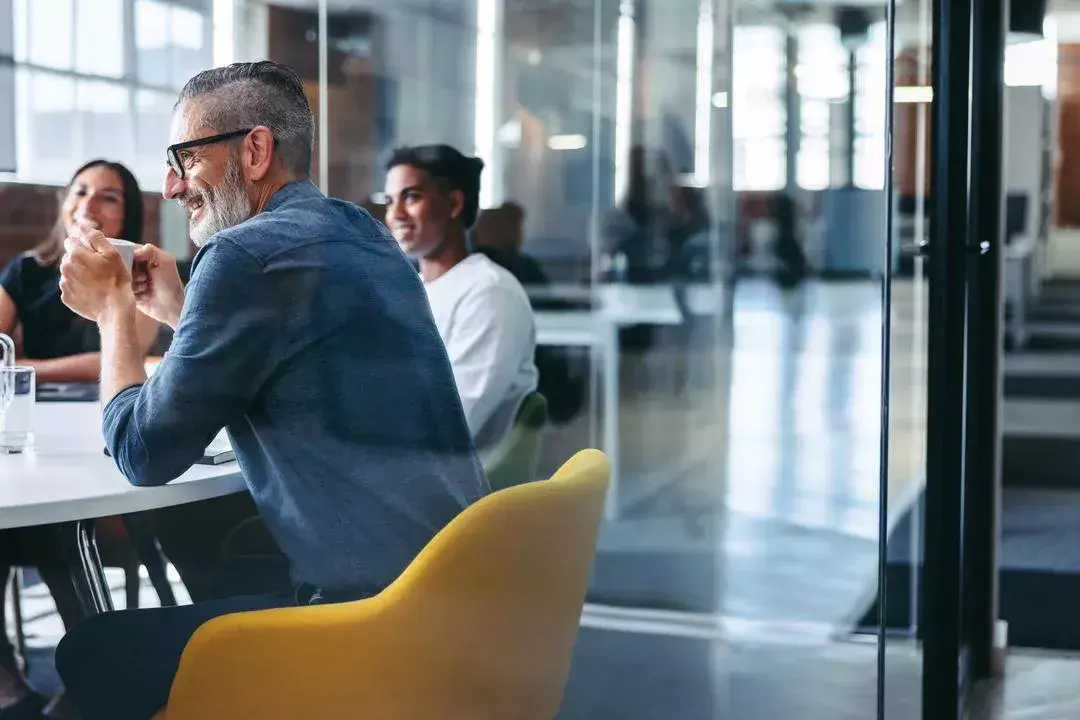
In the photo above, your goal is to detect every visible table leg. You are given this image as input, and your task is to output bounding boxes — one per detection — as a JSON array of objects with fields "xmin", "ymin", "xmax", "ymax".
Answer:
[
  {"xmin": 123, "ymin": 514, "xmax": 177, "ymax": 607},
  {"xmin": 59, "ymin": 520, "xmax": 114, "ymax": 615}
]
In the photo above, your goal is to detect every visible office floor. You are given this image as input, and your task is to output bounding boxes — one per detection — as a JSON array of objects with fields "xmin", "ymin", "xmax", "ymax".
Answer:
[
  {"xmin": 563, "ymin": 623, "xmax": 1080, "ymax": 719},
  {"xmin": 14, "ymin": 277, "xmax": 1080, "ymax": 718},
  {"xmin": 557, "ymin": 277, "xmax": 1080, "ymax": 719},
  {"xmin": 18, "ymin": 578, "xmax": 1080, "ymax": 719}
]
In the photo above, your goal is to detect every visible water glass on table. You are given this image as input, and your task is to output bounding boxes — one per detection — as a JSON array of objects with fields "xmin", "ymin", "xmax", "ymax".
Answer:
[{"xmin": 0, "ymin": 366, "xmax": 36, "ymax": 454}]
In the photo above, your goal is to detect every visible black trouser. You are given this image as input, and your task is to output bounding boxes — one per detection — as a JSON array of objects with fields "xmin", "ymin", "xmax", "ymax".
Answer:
[
  {"xmin": 55, "ymin": 587, "xmax": 297, "ymax": 720},
  {"xmin": 154, "ymin": 492, "xmax": 288, "ymax": 603},
  {"xmin": 0, "ymin": 525, "xmax": 86, "ymax": 675},
  {"xmin": 55, "ymin": 493, "xmax": 295, "ymax": 720}
]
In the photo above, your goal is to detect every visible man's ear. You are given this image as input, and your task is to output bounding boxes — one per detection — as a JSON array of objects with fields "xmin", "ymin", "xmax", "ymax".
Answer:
[
  {"xmin": 244, "ymin": 126, "xmax": 276, "ymax": 182},
  {"xmin": 447, "ymin": 189, "xmax": 465, "ymax": 221}
]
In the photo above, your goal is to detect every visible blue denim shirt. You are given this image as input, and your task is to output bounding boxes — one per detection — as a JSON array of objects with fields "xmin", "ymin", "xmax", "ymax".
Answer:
[{"xmin": 103, "ymin": 181, "xmax": 487, "ymax": 593}]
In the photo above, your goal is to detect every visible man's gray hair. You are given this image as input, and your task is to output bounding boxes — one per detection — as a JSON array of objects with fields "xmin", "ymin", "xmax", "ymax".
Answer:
[{"xmin": 177, "ymin": 61, "xmax": 314, "ymax": 179}]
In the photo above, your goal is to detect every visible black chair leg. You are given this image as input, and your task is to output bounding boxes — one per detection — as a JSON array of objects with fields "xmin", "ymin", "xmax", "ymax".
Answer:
[
  {"xmin": 10, "ymin": 569, "xmax": 26, "ymax": 675},
  {"xmin": 124, "ymin": 562, "xmax": 141, "ymax": 610},
  {"xmin": 122, "ymin": 514, "xmax": 177, "ymax": 607}
]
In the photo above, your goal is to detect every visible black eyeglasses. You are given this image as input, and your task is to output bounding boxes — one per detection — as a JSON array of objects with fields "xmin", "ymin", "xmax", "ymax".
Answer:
[{"xmin": 166, "ymin": 129, "xmax": 253, "ymax": 180}]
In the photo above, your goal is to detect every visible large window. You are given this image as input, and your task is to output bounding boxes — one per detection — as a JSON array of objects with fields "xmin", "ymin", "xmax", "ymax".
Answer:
[
  {"xmin": 137, "ymin": 0, "xmax": 209, "ymax": 90},
  {"xmin": 854, "ymin": 22, "xmax": 887, "ymax": 189},
  {"xmin": 794, "ymin": 21, "xmax": 886, "ymax": 190},
  {"xmin": 732, "ymin": 20, "xmax": 887, "ymax": 192},
  {"xmin": 732, "ymin": 25, "xmax": 785, "ymax": 191},
  {"xmin": 4, "ymin": 0, "xmax": 212, "ymax": 187},
  {"xmin": 796, "ymin": 24, "xmax": 848, "ymax": 190},
  {"xmin": 78, "ymin": 0, "xmax": 126, "ymax": 77}
]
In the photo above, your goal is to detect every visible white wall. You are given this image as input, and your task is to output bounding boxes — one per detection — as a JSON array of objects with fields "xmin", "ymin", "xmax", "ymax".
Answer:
[
  {"xmin": 1044, "ymin": 12, "xmax": 1080, "ymax": 277},
  {"xmin": 1006, "ymin": 85, "xmax": 1044, "ymax": 243},
  {"xmin": 1047, "ymin": 229, "xmax": 1080, "ymax": 278}
]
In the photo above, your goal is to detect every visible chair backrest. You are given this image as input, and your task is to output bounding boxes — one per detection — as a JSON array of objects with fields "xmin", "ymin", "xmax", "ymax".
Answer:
[
  {"xmin": 165, "ymin": 450, "xmax": 609, "ymax": 720},
  {"xmin": 371, "ymin": 448, "xmax": 609, "ymax": 718},
  {"xmin": 483, "ymin": 391, "xmax": 548, "ymax": 490}
]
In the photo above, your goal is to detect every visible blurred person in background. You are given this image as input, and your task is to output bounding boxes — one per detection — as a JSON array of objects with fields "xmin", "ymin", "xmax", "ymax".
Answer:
[
  {"xmin": 603, "ymin": 145, "xmax": 691, "ymax": 353},
  {"xmin": 773, "ymin": 192, "xmax": 807, "ymax": 289},
  {"xmin": 602, "ymin": 145, "xmax": 676, "ymax": 285},
  {"xmin": 473, "ymin": 202, "xmax": 586, "ymax": 425},
  {"xmin": 472, "ymin": 201, "xmax": 548, "ymax": 287}
]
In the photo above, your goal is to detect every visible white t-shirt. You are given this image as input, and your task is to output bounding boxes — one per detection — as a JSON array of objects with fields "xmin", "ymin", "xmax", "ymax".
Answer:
[{"xmin": 424, "ymin": 253, "xmax": 539, "ymax": 460}]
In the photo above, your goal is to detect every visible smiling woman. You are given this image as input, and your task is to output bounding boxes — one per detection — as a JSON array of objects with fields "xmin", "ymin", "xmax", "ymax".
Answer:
[{"xmin": 0, "ymin": 159, "xmax": 161, "ymax": 383}]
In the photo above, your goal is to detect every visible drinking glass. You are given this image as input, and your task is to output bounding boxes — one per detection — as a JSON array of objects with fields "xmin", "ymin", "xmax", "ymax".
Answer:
[{"xmin": 0, "ymin": 366, "xmax": 35, "ymax": 454}]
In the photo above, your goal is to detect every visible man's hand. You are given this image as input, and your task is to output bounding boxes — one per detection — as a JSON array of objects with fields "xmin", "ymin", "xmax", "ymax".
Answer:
[
  {"xmin": 132, "ymin": 245, "xmax": 185, "ymax": 330},
  {"xmin": 59, "ymin": 223, "xmax": 135, "ymax": 323}
]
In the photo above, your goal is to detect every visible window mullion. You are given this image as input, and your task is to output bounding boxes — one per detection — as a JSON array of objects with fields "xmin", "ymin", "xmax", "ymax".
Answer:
[{"xmin": 125, "ymin": 0, "xmax": 137, "ymax": 83}]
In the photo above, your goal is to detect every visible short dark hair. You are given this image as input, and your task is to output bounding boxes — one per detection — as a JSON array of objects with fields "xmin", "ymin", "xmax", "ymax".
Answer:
[
  {"xmin": 176, "ymin": 61, "xmax": 314, "ymax": 179},
  {"xmin": 384, "ymin": 145, "xmax": 484, "ymax": 229}
]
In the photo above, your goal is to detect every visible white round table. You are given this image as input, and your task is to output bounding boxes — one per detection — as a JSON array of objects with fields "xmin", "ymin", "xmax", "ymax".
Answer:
[{"xmin": 0, "ymin": 401, "xmax": 246, "ymax": 613}]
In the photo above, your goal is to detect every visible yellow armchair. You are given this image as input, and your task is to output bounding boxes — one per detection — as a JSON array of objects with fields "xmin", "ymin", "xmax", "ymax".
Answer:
[{"xmin": 156, "ymin": 449, "xmax": 610, "ymax": 720}]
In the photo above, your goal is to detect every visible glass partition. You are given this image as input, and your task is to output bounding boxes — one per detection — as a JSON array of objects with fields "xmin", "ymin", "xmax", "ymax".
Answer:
[
  {"xmin": 0, "ymin": 0, "xmax": 926, "ymax": 715},
  {"xmin": 881, "ymin": 0, "xmax": 932, "ymax": 714},
  {"xmin": 241, "ymin": 1, "xmax": 737, "ymax": 715},
  {"xmin": 227, "ymin": 0, "xmax": 900, "ymax": 716}
]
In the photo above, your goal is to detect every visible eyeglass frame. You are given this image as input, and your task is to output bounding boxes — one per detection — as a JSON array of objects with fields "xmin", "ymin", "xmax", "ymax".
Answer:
[{"xmin": 167, "ymin": 128, "xmax": 276, "ymax": 180}]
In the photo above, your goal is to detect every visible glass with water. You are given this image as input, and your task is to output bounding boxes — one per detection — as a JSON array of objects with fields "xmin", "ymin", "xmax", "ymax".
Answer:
[{"xmin": 0, "ymin": 333, "xmax": 35, "ymax": 454}]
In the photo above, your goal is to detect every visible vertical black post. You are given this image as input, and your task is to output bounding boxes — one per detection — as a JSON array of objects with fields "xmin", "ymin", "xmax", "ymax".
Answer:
[
  {"xmin": 965, "ymin": 0, "xmax": 1007, "ymax": 683},
  {"xmin": 925, "ymin": 0, "xmax": 972, "ymax": 716}
]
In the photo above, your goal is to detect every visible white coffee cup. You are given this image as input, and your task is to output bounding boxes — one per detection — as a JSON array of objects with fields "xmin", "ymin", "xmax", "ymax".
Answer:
[{"xmin": 107, "ymin": 238, "xmax": 137, "ymax": 269}]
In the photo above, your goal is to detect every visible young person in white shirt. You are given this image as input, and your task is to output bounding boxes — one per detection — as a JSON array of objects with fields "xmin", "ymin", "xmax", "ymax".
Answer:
[{"xmin": 383, "ymin": 145, "xmax": 538, "ymax": 460}]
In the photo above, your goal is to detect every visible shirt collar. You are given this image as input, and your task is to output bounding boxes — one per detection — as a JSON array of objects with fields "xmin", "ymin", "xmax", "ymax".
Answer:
[{"xmin": 263, "ymin": 180, "xmax": 323, "ymax": 214}]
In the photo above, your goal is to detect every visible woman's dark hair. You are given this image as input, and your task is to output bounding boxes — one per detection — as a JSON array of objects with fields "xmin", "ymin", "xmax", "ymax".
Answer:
[{"xmin": 35, "ymin": 159, "xmax": 145, "ymax": 266}]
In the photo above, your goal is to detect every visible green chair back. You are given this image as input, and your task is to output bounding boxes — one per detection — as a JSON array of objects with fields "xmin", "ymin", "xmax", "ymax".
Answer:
[{"xmin": 483, "ymin": 392, "xmax": 548, "ymax": 491}]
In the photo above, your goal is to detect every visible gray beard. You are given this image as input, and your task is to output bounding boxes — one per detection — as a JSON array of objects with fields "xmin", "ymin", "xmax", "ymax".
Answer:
[{"xmin": 190, "ymin": 159, "xmax": 251, "ymax": 247}]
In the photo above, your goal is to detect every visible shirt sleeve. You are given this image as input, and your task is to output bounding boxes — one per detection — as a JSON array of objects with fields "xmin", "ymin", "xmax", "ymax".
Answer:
[
  {"xmin": 103, "ymin": 240, "xmax": 287, "ymax": 487},
  {"xmin": 444, "ymin": 283, "xmax": 535, "ymax": 438},
  {"xmin": 0, "ymin": 255, "xmax": 26, "ymax": 303}
]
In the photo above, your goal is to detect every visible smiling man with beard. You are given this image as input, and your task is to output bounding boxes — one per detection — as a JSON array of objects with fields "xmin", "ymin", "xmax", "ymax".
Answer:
[{"xmin": 52, "ymin": 61, "xmax": 485, "ymax": 720}]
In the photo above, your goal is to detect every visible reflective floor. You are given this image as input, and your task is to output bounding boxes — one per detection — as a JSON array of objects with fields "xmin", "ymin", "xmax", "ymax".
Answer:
[
  {"xmin": 560, "ymin": 279, "xmax": 911, "ymax": 626},
  {"xmin": 17, "ymin": 577, "xmax": 1080, "ymax": 719},
  {"xmin": 15, "ymin": 278, "xmax": 1080, "ymax": 718}
]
